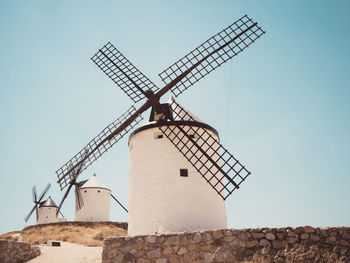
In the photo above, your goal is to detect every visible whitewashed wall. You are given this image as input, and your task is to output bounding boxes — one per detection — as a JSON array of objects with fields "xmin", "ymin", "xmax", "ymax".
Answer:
[
  {"xmin": 74, "ymin": 187, "xmax": 111, "ymax": 221},
  {"xmin": 128, "ymin": 125, "xmax": 227, "ymax": 236},
  {"xmin": 36, "ymin": 207, "xmax": 63, "ymax": 224}
]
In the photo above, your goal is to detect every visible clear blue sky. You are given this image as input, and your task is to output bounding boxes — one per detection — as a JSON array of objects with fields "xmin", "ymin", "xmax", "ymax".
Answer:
[{"xmin": 0, "ymin": 0, "xmax": 349, "ymax": 234}]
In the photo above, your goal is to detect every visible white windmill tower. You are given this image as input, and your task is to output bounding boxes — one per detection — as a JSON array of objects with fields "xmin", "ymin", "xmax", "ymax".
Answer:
[
  {"xmin": 128, "ymin": 97, "xmax": 228, "ymax": 235},
  {"xmin": 55, "ymin": 15, "xmax": 264, "ymax": 236},
  {"xmin": 74, "ymin": 174, "xmax": 111, "ymax": 222},
  {"xmin": 55, "ymin": 170, "xmax": 128, "ymax": 222},
  {"xmin": 24, "ymin": 183, "xmax": 65, "ymax": 225},
  {"xmin": 37, "ymin": 196, "xmax": 65, "ymax": 224}
]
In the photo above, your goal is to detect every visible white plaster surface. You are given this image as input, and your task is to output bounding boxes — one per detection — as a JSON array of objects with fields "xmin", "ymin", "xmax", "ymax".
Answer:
[
  {"xmin": 74, "ymin": 187, "xmax": 111, "ymax": 222},
  {"xmin": 128, "ymin": 125, "xmax": 227, "ymax": 236},
  {"xmin": 36, "ymin": 207, "xmax": 63, "ymax": 225}
]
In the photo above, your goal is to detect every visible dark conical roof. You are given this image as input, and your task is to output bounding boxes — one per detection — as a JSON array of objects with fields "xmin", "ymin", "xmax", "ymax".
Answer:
[
  {"xmin": 130, "ymin": 97, "xmax": 218, "ymax": 139},
  {"xmin": 149, "ymin": 96, "xmax": 205, "ymax": 123},
  {"xmin": 78, "ymin": 179, "xmax": 89, "ymax": 188},
  {"xmin": 40, "ymin": 196, "xmax": 58, "ymax": 208}
]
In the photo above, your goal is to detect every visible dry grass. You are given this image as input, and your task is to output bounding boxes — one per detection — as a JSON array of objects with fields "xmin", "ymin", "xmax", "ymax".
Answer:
[{"xmin": 0, "ymin": 223, "xmax": 127, "ymax": 247}]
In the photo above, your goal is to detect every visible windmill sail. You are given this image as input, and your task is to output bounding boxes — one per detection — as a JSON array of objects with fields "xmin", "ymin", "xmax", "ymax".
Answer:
[
  {"xmin": 158, "ymin": 100, "xmax": 250, "ymax": 200},
  {"xmin": 56, "ymin": 105, "xmax": 143, "ymax": 190},
  {"xmin": 158, "ymin": 15, "xmax": 265, "ymax": 97},
  {"xmin": 91, "ymin": 42, "xmax": 159, "ymax": 103},
  {"xmin": 24, "ymin": 183, "xmax": 51, "ymax": 223},
  {"xmin": 56, "ymin": 15, "xmax": 264, "ymax": 202}
]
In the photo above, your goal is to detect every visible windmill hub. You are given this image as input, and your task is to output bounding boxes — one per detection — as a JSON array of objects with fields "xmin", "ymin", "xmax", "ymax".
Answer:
[{"xmin": 144, "ymin": 90, "xmax": 162, "ymax": 113}]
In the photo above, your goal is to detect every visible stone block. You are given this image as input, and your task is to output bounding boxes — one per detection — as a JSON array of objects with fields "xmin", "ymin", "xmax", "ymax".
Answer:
[
  {"xmin": 163, "ymin": 246, "xmax": 173, "ymax": 256},
  {"xmin": 213, "ymin": 230, "xmax": 224, "ymax": 239},
  {"xmin": 203, "ymin": 252, "xmax": 214, "ymax": 263},
  {"xmin": 146, "ymin": 235, "xmax": 157, "ymax": 243},
  {"xmin": 181, "ymin": 236, "xmax": 189, "ymax": 245},
  {"xmin": 164, "ymin": 236, "xmax": 180, "ymax": 246},
  {"xmin": 287, "ymin": 230, "xmax": 298, "ymax": 237},
  {"xmin": 214, "ymin": 248, "xmax": 236, "ymax": 263},
  {"xmin": 224, "ymin": 230, "xmax": 232, "ymax": 236},
  {"xmin": 276, "ymin": 232, "xmax": 285, "ymax": 240},
  {"xmin": 287, "ymin": 236, "xmax": 298, "ymax": 244},
  {"xmin": 304, "ymin": 226, "xmax": 315, "ymax": 233},
  {"xmin": 202, "ymin": 233, "xmax": 213, "ymax": 242},
  {"xmin": 311, "ymin": 234, "xmax": 320, "ymax": 241},
  {"xmin": 147, "ymin": 248, "xmax": 161, "ymax": 258},
  {"xmin": 193, "ymin": 233, "xmax": 202, "ymax": 243},
  {"xmin": 246, "ymin": 240, "xmax": 259, "ymax": 248},
  {"xmin": 177, "ymin": 247, "xmax": 188, "ymax": 255},
  {"xmin": 183, "ymin": 251, "xmax": 202, "ymax": 263},
  {"xmin": 132, "ymin": 238, "xmax": 144, "ymax": 250},
  {"xmin": 259, "ymin": 239, "xmax": 271, "ymax": 247},
  {"xmin": 300, "ymin": 233, "xmax": 309, "ymax": 240},
  {"xmin": 329, "ymin": 231, "xmax": 337, "ymax": 237},
  {"xmin": 200, "ymin": 244, "xmax": 213, "ymax": 251},
  {"xmin": 169, "ymin": 255, "xmax": 184, "ymax": 263},
  {"xmin": 272, "ymin": 240, "xmax": 286, "ymax": 249},
  {"xmin": 265, "ymin": 233, "xmax": 275, "ymax": 240},
  {"xmin": 251, "ymin": 232, "xmax": 265, "ymax": 239},
  {"xmin": 137, "ymin": 258, "xmax": 150, "ymax": 263},
  {"xmin": 224, "ymin": 236, "xmax": 234, "ymax": 242},
  {"xmin": 343, "ymin": 230, "xmax": 350, "ymax": 240},
  {"xmin": 188, "ymin": 243, "xmax": 196, "ymax": 251},
  {"xmin": 327, "ymin": 236, "xmax": 336, "ymax": 242}
]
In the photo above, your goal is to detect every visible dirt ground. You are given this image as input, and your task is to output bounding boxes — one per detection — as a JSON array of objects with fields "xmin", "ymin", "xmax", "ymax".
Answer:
[{"xmin": 27, "ymin": 242, "xmax": 102, "ymax": 263}]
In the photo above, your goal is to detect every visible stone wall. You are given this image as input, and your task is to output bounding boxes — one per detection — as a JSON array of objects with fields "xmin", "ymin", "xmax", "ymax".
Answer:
[
  {"xmin": 0, "ymin": 239, "xmax": 40, "ymax": 263},
  {"xmin": 102, "ymin": 226, "xmax": 350, "ymax": 263}
]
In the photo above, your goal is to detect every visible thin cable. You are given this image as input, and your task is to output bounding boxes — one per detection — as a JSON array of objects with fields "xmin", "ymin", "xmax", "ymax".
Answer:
[{"xmin": 224, "ymin": 61, "xmax": 234, "ymax": 140}]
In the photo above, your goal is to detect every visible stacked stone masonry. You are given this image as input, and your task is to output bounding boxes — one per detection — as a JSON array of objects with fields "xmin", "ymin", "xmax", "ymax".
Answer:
[
  {"xmin": 0, "ymin": 239, "xmax": 40, "ymax": 263},
  {"xmin": 102, "ymin": 226, "xmax": 350, "ymax": 263}
]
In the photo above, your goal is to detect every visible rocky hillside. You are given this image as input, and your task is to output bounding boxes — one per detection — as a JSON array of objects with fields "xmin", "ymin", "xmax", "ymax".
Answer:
[{"xmin": 0, "ymin": 221, "xmax": 127, "ymax": 247}]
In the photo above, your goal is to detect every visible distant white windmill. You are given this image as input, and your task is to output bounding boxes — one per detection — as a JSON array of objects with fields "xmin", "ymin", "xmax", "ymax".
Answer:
[
  {"xmin": 56, "ymin": 173, "xmax": 127, "ymax": 222},
  {"xmin": 24, "ymin": 183, "xmax": 65, "ymax": 224},
  {"xmin": 74, "ymin": 174, "xmax": 111, "ymax": 222}
]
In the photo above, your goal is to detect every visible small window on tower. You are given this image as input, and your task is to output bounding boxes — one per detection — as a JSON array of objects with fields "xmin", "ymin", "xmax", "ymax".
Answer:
[
  {"xmin": 97, "ymin": 190, "xmax": 100, "ymax": 193},
  {"xmin": 180, "ymin": 169, "xmax": 188, "ymax": 177},
  {"xmin": 84, "ymin": 190, "xmax": 87, "ymax": 193},
  {"xmin": 154, "ymin": 132, "xmax": 163, "ymax": 139}
]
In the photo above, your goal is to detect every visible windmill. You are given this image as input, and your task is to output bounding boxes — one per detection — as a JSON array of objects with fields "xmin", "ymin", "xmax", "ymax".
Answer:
[
  {"xmin": 24, "ymin": 183, "xmax": 51, "ymax": 223},
  {"xmin": 24, "ymin": 183, "xmax": 65, "ymax": 224},
  {"xmin": 74, "ymin": 173, "xmax": 128, "ymax": 222},
  {"xmin": 56, "ymin": 15, "xmax": 265, "ymax": 234}
]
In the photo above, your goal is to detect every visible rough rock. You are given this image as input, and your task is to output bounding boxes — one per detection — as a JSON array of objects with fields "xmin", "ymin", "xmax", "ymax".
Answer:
[
  {"xmin": 101, "ymin": 227, "xmax": 350, "ymax": 263},
  {"xmin": 0, "ymin": 239, "xmax": 40, "ymax": 263}
]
